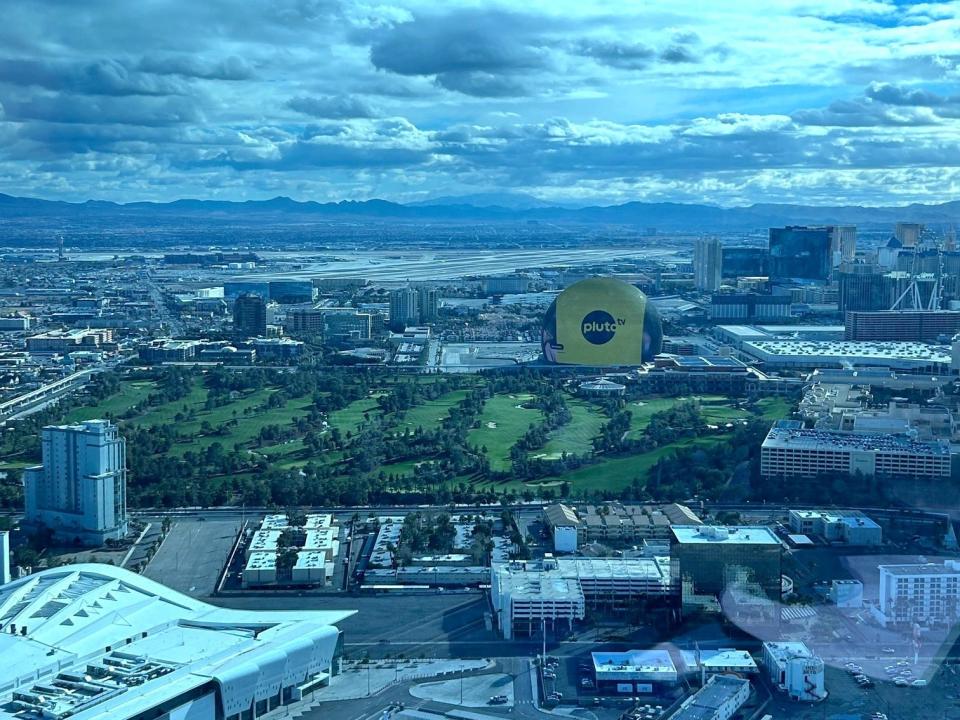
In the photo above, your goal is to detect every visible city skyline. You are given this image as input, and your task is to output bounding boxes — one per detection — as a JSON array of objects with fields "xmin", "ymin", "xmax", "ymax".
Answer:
[{"xmin": 1, "ymin": 1, "xmax": 959, "ymax": 206}]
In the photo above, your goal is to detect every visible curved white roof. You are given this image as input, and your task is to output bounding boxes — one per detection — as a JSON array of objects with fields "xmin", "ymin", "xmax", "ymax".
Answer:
[{"xmin": 0, "ymin": 564, "xmax": 354, "ymax": 720}]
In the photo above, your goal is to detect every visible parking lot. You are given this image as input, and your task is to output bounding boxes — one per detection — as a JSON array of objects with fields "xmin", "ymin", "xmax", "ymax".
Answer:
[{"xmin": 143, "ymin": 518, "xmax": 240, "ymax": 597}]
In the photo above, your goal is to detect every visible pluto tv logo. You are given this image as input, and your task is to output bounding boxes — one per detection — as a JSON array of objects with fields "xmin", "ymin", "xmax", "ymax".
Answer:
[{"xmin": 581, "ymin": 310, "xmax": 625, "ymax": 345}]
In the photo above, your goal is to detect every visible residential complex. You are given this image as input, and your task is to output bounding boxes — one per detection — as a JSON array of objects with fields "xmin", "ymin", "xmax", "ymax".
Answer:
[{"xmin": 542, "ymin": 502, "xmax": 702, "ymax": 551}]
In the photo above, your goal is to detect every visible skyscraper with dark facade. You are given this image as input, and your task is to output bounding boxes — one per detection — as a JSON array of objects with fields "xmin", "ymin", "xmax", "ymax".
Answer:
[
  {"xmin": 233, "ymin": 292, "xmax": 267, "ymax": 336},
  {"xmin": 769, "ymin": 226, "xmax": 832, "ymax": 282},
  {"xmin": 721, "ymin": 247, "xmax": 769, "ymax": 279}
]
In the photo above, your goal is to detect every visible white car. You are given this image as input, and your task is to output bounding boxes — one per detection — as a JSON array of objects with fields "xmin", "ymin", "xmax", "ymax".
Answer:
[{"xmin": 912, "ymin": 679, "xmax": 928, "ymax": 687}]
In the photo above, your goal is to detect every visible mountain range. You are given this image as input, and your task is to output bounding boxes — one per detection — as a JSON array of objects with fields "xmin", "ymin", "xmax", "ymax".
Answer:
[{"xmin": 2, "ymin": 192, "xmax": 959, "ymax": 230}]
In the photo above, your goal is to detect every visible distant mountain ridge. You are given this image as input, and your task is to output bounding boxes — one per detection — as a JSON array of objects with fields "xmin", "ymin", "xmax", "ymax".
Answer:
[{"xmin": 1, "ymin": 192, "xmax": 958, "ymax": 230}]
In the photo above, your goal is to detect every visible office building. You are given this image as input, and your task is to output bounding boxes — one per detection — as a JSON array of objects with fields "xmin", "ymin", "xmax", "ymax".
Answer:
[
  {"xmin": 138, "ymin": 338, "xmax": 200, "ymax": 363},
  {"xmin": 761, "ymin": 642, "xmax": 825, "ymax": 701},
  {"xmin": 673, "ymin": 674, "xmax": 751, "ymax": 720},
  {"xmin": 832, "ymin": 225, "xmax": 857, "ymax": 264},
  {"xmin": 788, "ymin": 509, "xmax": 882, "ymax": 545},
  {"xmin": 26, "ymin": 329, "xmax": 113, "ymax": 354},
  {"xmin": 0, "ymin": 316, "xmax": 30, "ymax": 331},
  {"xmin": 0, "ymin": 564, "xmax": 350, "ymax": 720},
  {"xmin": 895, "ymin": 222, "xmax": 924, "ymax": 247},
  {"xmin": 761, "ymin": 423, "xmax": 952, "ymax": 480},
  {"xmin": 268, "ymin": 280, "xmax": 315, "ymax": 304},
  {"xmin": 694, "ymin": 236, "xmax": 723, "ymax": 292},
  {"xmin": 710, "ymin": 293, "xmax": 791, "ymax": 321},
  {"xmin": 389, "ymin": 287, "xmax": 420, "ymax": 326},
  {"xmin": 233, "ymin": 293, "xmax": 267, "ymax": 336},
  {"xmin": 484, "ymin": 275, "xmax": 530, "ymax": 294},
  {"xmin": 418, "ymin": 286, "xmax": 439, "ymax": 323},
  {"xmin": 223, "ymin": 280, "xmax": 270, "ymax": 298},
  {"xmin": 721, "ymin": 247, "xmax": 768, "ymax": 278},
  {"xmin": 286, "ymin": 307, "xmax": 325, "ymax": 334},
  {"xmin": 769, "ymin": 226, "xmax": 832, "ymax": 282},
  {"xmin": 23, "ymin": 420, "xmax": 127, "ymax": 546},
  {"xmin": 323, "ymin": 310, "xmax": 373, "ymax": 341},
  {"xmin": 491, "ymin": 556, "xmax": 676, "ymax": 638},
  {"xmin": 845, "ymin": 310, "xmax": 960, "ymax": 342},
  {"xmin": 670, "ymin": 525, "xmax": 782, "ymax": 600},
  {"xmin": 838, "ymin": 265, "xmax": 894, "ymax": 312},
  {"xmin": 876, "ymin": 560, "xmax": 960, "ymax": 626}
]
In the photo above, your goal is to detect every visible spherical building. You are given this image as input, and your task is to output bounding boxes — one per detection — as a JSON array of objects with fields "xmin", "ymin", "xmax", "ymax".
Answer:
[{"xmin": 541, "ymin": 277, "xmax": 662, "ymax": 366}]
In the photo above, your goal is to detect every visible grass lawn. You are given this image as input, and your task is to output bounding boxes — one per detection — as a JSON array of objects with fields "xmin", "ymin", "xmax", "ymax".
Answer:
[
  {"xmin": 468, "ymin": 393, "xmax": 542, "ymax": 471},
  {"xmin": 531, "ymin": 435, "xmax": 724, "ymax": 493},
  {"xmin": 531, "ymin": 399, "xmax": 606, "ymax": 460},
  {"xmin": 395, "ymin": 389, "xmax": 470, "ymax": 432},
  {"xmin": 328, "ymin": 396, "xmax": 382, "ymax": 435},
  {"xmin": 64, "ymin": 380, "xmax": 158, "ymax": 423}
]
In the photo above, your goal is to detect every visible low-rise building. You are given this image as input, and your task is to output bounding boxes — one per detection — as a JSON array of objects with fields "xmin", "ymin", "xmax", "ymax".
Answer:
[
  {"xmin": 830, "ymin": 579, "xmax": 864, "ymax": 608},
  {"xmin": 678, "ymin": 649, "xmax": 758, "ymax": 677},
  {"xmin": 541, "ymin": 502, "xmax": 702, "ymax": 550},
  {"xmin": 672, "ymin": 674, "xmax": 751, "ymax": 720},
  {"xmin": 788, "ymin": 509, "xmax": 882, "ymax": 545},
  {"xmin": 590, "ymin": 649, "xmax": 678, "ymax": 694},
  {"xmin": 761, "ymin": 641, "xmax": 825, "ymax": 702},
  {"xmin": 242, "ymin": 514, "xmax": 338, "ymax": 588}
]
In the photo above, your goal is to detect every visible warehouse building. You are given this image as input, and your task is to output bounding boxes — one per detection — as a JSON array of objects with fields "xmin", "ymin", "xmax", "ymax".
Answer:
[
  {"xmin": 788, "ymin": 509, "xmax": 882, "ymax": 545},
  {"xmin": 672, "ymin": 674, "xmax": 751, "ymax": 720},
  {"xmin": 0, "ymin": 564, "xmax": 351, "ymax": 720},
  {"xmin": 761, "ymin": 423, "xmax": 952, "ymax": 480}
]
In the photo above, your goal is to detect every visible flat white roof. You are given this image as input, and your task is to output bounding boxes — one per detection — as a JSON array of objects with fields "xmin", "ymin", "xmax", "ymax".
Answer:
[
  {"xmin": 0, "ymin": 564, "xmax": 353, "ymax": 720},
  {"xmin": 671, "ymin": 525, "xmax": 780, "ymax": 545}
]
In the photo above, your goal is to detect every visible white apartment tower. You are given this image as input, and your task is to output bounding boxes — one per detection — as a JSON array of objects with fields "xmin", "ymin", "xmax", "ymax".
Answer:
[
  {"xmin": 23, "ymin": 419, "xmax": 128, "ymax": 546},
  {"xmin": 694, "ymin": 236, "xmax": 723, "ymax": 292}
]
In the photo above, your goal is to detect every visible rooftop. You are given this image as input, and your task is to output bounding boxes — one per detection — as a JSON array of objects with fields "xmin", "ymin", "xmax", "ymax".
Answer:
[
  {"xmin": 880, "ymin": 561, "xmax": 960, "ymax": 577},
  {"xmin": 591, "ymin": 649, "xmax": 676, "ymax": 676},
  {"xmin": 0, "ymin": 564, "xmax": 353, "ymax": 720},
  {"xmin": 671, "ymin": 525, "xmax": 780, "ymax": 545},
  {"xmin": 744, "ymin": 339, "xmax": 951, "ymax": 364},
  {"xmin": 764, "ymin": 426, "xmax": 950, "ymax": 455}
]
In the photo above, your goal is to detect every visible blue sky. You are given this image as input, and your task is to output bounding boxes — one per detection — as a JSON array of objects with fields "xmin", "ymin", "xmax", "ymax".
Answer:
[{"xmin": 0, "ymin": 0, "xmax": 958, "ymax": 206}]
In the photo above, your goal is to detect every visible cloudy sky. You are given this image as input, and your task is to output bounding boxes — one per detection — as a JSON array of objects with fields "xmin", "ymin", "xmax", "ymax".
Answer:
[{"xmin": 1, "ymin": 0, "xmax": 959, "ymax": 206}]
